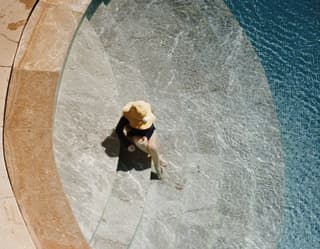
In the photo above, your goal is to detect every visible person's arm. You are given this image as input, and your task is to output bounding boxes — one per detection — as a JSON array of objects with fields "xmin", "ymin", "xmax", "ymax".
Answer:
[{"xmin": 115, "ymin": 116, "xmax": 131, "ymax": 147}]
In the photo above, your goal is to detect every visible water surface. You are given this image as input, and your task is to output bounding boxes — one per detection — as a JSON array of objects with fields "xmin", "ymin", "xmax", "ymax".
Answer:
[{"xmin": 224, "ymin": 1, "xmax": 320, "ymax": 248}]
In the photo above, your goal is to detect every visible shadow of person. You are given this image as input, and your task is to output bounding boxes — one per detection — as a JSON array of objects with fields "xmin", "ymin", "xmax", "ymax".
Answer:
[
  {"xmin": 101, "ymin": 130, "xmax": 151, "ymax": 172},
  {"xmin": 101, "ymin": 129, "xmax": 120, "ymax": 157},
  {"xmin": 116, "ymin": 142, "xmax": 151, "ymax": 172}
]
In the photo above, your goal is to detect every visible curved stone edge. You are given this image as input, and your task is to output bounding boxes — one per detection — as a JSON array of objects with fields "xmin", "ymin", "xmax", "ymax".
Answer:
[
  {"xmin": 0, "ymin": 1, "xmax": 38, "ymax": 248},
  {"xmin": 3, "ymin": 1, "xmax": 92, "ymax": 248}
]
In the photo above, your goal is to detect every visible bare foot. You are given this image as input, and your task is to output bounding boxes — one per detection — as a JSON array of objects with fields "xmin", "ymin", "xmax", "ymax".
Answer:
[{"xmin": 160, "ymin": 158, "xmax": 167, "ymax": 167}]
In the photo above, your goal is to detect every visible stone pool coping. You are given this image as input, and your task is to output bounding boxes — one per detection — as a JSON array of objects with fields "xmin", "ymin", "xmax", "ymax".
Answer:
[{"xmin": 1, "ymin": 0, "xmax": 92, "ymax": 248}]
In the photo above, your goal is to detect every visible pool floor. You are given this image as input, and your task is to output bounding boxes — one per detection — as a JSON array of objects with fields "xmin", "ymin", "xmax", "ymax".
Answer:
[{"xmin": 224, "ymin": 1, "xmax": 320, "ymax": 248}]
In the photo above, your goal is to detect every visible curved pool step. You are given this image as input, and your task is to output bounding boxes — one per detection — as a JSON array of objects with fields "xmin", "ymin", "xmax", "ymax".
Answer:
[
  {"xmin": 53, "ymin": 16, "xmax": 121, "ymax": 242},
  {"xmin": 89, "ymin": 169, "xmax": 151, "ymax": 248},
  {"xmin": 54, "ymin": 15, "xmax": 153, "ymax": 248}
]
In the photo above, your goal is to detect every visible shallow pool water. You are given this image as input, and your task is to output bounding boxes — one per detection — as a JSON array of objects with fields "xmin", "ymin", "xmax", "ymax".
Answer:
[
  {"xmin": 54, "ymin": 0, "xmax": 319, "ymax": 248},
  {"xmin": 224, "ymin": 0, "xmax": 320, "ymax": 248}
]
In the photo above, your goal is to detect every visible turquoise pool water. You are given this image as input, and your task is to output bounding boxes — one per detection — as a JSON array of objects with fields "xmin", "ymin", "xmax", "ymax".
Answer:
[{"xmin": 224, "ymin": 0, "xmax": 320, "ymax": 248}]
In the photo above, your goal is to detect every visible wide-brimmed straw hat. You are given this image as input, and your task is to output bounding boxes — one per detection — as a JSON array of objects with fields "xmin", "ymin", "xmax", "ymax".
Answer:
[{"xmin": 122, "ymin": 100, "xmax": 156, "ymax": 130}]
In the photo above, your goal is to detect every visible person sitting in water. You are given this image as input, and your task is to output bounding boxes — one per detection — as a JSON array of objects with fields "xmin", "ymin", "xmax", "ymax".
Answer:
[{"xmin": 115, "ymin": 100, "xmax": 166, "ymax": 179}]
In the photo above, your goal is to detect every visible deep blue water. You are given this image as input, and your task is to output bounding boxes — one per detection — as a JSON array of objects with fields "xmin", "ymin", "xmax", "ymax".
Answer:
[{"xmin": 223, "ymin": 0, "xmax": 320, "ymax": 248}]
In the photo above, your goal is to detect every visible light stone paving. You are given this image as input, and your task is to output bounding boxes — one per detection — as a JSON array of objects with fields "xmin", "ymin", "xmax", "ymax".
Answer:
[{"xmin": 54, "ymin": 0, "xmax": 285, "ymax": 249}]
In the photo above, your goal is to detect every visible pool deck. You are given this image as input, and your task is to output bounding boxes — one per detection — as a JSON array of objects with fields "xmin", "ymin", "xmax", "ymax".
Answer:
[{"xmin": 0, "ymin": 1, "xmax": 92, "ymax": 248}]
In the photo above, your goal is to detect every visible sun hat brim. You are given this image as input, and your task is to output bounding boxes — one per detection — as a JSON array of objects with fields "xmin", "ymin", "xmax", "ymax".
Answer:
[{"xmin": 122, "ymin": 101, "xmax": 156, "ymax": 130}]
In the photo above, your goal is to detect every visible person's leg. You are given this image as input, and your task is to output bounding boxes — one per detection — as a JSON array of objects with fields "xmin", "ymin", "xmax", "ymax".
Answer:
[
  {"xmin": 133, "ymin": 133, "xmax": 165, "ymax": 178},
  {"xmin": 146, "ymin": 132, "xmax": 168, "ymax": 178},
  {"xmin": 146, "ymin": 135, "xmax": 161, "ymax": 176},
  {"xmin": 132, "ymin": 136, "xmax": 149, "ymax": 153}
]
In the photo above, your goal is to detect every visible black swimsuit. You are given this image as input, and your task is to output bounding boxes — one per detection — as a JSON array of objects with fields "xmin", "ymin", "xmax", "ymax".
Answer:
[
  {"xmin": 115, "ymin": 116, "xmax": 155, "ymax": 146},
  {"xmin": 127, "ymin": 125, "xmax": 155, "ymax": 139}
]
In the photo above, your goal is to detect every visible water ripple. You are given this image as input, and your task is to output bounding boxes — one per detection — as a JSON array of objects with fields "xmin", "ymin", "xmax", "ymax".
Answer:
[{"xmin": 224, "ymin": 0, "xmax": 320, "ymax": 248}]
